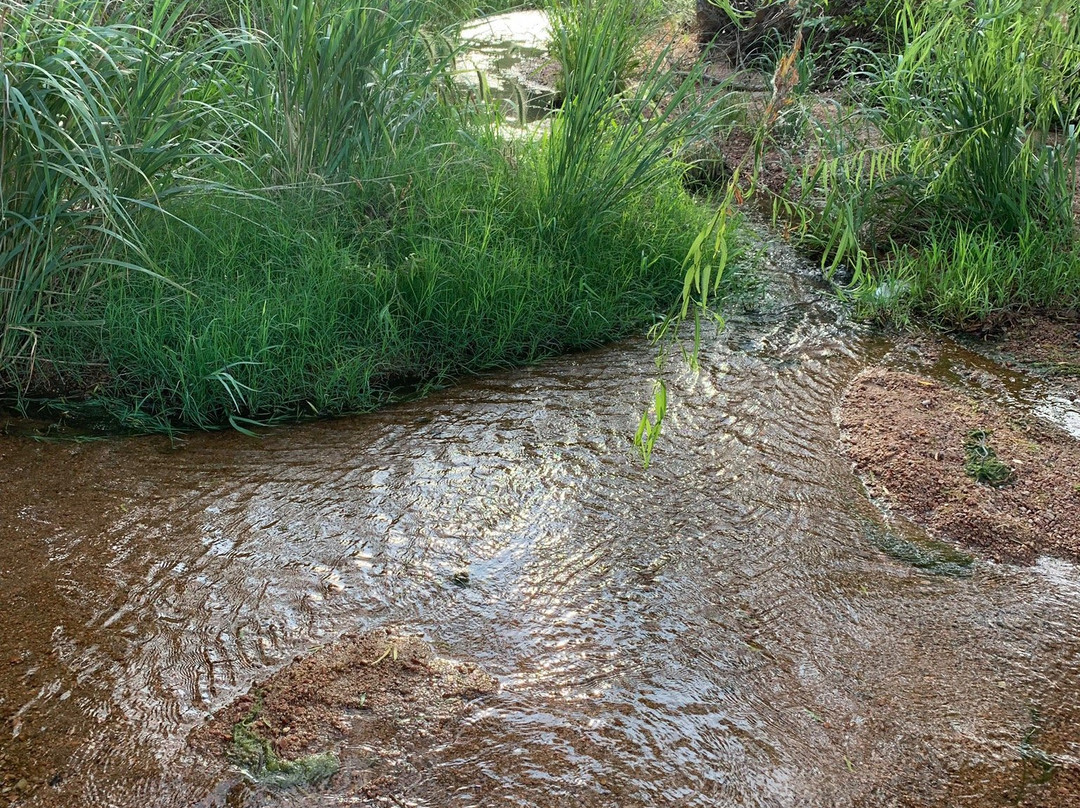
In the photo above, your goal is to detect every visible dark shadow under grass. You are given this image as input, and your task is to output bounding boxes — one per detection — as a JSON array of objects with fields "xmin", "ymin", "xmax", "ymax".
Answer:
[{"xmin": 29, "ymin": 133, "xmax": 727, "ymax": 432}]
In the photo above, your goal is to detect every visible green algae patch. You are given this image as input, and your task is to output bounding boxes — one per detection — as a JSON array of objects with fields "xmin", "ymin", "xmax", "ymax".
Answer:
[
  {"xmin": 963, "ymin": 429, "xmax": 1015, "ymax": 487},
  {"xmin": 864, "ymin": 523, "xmax": 974, "ymax": 578},
  {"xmin": 229, "ymin": 700, "xmax": 339, "ymax": 789}
]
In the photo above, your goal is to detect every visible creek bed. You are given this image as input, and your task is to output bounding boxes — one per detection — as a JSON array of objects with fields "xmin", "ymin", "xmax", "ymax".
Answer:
[{"xmin": 2, "ymin": 238, "xmax": 1080, "ymax": 807}]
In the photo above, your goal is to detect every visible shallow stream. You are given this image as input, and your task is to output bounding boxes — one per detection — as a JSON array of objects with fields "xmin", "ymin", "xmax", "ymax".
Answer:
[{"xmin": 2, "ymin": 234, "xmax": 1080, "ymax": 807}]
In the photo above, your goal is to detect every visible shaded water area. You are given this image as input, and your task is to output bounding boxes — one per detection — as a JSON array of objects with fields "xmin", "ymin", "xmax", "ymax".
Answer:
[{"xmin": 2, "ymin": 238, "xmax": 1080, "ymax": 807}]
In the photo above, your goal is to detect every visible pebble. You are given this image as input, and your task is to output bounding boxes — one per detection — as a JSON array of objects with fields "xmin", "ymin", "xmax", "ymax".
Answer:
[{"xmin": 449, "ymin": 570, "xmax": 470, "ymax": 587}]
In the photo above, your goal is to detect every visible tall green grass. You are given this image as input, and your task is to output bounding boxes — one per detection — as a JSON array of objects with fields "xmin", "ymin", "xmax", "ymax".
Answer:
[
  {"xmin": 1, "ymin": 0, "xmax": 456, "ymax": 393},
  {"xmin": 852, "ymin": 225, "xmax": 1080, "ymax": 327},
  {"xmin": 0, "ymin": 0, "xmax": 234, "ymax": 383},
  {"xmin": 6, "ymin": 0, "xmax": 742, "ymax": 430},
  {"xmin": 41, "ymin": 129, "xmax": 716, "ymax": 429},
  {"xmin": 783, "ymin": 0, "xmax": 1080, "ymax": 325}
]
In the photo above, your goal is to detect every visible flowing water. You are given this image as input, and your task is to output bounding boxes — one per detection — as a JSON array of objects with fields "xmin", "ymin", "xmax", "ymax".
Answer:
[
  {"xmin": 2, "ymin": 238, "xmax": 1080, "ymax": 807},
  {"xmin": 457, "ymin": 10, "xmax": 558, "ymax": 125}
]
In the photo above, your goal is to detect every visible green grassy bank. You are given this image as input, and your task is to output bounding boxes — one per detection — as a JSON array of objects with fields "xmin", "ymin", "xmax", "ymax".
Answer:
[
  {"xmin": 739, "ymin": 0, "xmax": 1080, "ymax": 326},
  {"xmin": 41, "ymin": 137, "xmax": 713, "ymax": 430},
  {"xmin": 1, "ymin": 0, "xmax": 739, "ymax": 431}
]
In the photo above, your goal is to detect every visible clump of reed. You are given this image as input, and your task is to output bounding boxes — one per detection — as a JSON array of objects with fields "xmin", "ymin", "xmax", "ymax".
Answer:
[
  {"xmin": 544, "ymin": 0, "xmax": 736, "ymax": 237},
  {"xmin": 4, "ymin": 0, "xmax": 742, "ymax": 431},
  {"xmin": 779, "ymin": 0, "xmax": 1080, "ymax": 325},
  {"xmin": 0, "ymin": 0, "xmax": 235, "ymax": 382}
]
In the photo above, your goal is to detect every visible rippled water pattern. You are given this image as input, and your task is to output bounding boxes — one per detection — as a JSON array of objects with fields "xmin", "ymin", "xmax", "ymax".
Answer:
[{"xmin": 2, "ymin": 243, "xmax": 1079, "ymax": 807}]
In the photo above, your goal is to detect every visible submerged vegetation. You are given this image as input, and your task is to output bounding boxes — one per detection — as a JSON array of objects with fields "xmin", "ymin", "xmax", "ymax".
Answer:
[
  {"xmin": 1, "ymin": 0, "xmax": 738, "ymax": 431},
  {"xmin": 862, "ymin": 521, "xmax": 974, "ymax": 578},
  {"xmin": 229, "ymin": 699, "xmax": 339, "ymax": 788}
]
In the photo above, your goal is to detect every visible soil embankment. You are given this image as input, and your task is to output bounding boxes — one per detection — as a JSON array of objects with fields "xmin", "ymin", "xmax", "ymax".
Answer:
[
  {"xmin": 840, "ymin": 317, "xmax": 1080, "ymax": 564},
  {"xmin": 190, "ymin": 628, "xmax": 497, "ymax": 800}
]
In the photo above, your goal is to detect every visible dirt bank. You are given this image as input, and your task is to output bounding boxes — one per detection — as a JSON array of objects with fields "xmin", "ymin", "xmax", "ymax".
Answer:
[
  {"xmin": 839, "ymin": 322, "xmax": 1080, "ymax": 564},
  {"xmin": 990, "ymin": 314, "xmax": 1080, "ymax": 391},
  {"xmin": 190, "ymin": 627, "xmax": 498, "ymax": 800}
]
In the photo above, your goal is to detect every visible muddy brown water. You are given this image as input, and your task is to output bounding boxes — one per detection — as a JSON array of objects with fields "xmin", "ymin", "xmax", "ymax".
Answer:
[{"xmin": 2, "ymin": 240, "xmax": 1080, "ymax": 807}]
